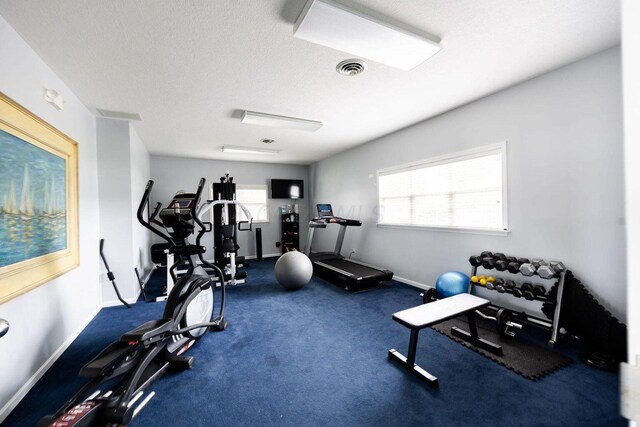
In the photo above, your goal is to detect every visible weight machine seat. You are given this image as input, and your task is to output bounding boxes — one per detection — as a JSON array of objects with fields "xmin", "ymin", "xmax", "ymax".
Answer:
[{"xmin": 389, "ymin": 293, "xmax": 502, "ymax": 388}]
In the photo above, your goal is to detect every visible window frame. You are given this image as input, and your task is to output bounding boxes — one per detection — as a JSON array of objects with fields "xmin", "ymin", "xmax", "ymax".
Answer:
[
  {"xmin": 234, "ymin": 184, "xmax": 270, "ymax": 224},
  {"xmin": 376, "ymin": 142, "xmax": 509, "ymax": 235}
]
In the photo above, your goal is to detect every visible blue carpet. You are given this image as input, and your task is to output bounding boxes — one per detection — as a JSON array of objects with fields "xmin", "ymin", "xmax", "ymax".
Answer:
[{"xmin": 3, "ymin": 258, "xmax": 623, "ymax": 426}]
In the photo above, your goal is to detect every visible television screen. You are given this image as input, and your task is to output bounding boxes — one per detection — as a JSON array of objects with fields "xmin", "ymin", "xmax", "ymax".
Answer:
[{"xmin": 271, "ymin": 179, "xmax": 304, "ymax": 199}]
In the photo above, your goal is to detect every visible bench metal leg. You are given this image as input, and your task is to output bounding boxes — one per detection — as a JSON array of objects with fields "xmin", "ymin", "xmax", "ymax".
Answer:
[
  {"xmin": 388, "ymin": 329, "xmax": 439, "ymax": 388},
  {"xmin": 450, "ymin": 312, "xmax": 503, "ymax": 356}
]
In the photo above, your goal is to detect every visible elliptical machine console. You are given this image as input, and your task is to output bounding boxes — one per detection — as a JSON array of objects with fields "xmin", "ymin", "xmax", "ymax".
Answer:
[{"xmin": 38, "ymin": 178, "xmax": 227, "ymax": 427}]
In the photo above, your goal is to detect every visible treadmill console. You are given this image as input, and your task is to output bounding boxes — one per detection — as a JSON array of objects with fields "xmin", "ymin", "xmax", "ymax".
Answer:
[
  {"xmin": 312, "ymin": 204, "xmax": 361, "ymax": 226},
  {"xmin": 317, "ymin": 204, "xmax": 333, "ymax": 218}
]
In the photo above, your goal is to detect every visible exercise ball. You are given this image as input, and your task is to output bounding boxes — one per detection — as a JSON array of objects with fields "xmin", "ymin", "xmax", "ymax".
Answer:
[
  {"xmin": 274, "ymin": 251, "xmax": 313, "ymax": 290},
  {"xmin": 435, "ymin": 271, "xmax": 470, "ymax": 298}
]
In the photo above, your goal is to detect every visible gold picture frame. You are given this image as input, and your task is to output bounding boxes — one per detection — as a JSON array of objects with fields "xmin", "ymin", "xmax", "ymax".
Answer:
[{"xmin": 0, "ymin": 92, "xmax": 79, "ymax": 304}]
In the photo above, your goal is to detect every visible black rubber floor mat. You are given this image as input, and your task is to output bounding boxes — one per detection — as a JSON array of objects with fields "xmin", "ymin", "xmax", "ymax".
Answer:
[{"xmin": 433, "ymin": 316, "xmax": 573, "ymax": 380}]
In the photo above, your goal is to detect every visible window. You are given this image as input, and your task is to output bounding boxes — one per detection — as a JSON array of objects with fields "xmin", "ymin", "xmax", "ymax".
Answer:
[
  {"xmin": 377, "ymin": 143, "xmax": 507, "ymax": 232},
  {"xmin": 236, "ymin": 185, "xmax": 269, "ymax": 223}
]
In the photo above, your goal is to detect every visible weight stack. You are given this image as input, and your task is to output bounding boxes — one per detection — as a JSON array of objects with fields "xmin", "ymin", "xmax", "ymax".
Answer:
[{"xmin": 256, "ymin": 227, "xmax": 263, "ymax": 261}]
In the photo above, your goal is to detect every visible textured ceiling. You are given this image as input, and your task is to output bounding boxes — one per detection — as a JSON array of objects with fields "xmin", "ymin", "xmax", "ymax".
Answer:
[{"xmin": 0, "ymin": 0, "xmax": 621, "ymax": 164}]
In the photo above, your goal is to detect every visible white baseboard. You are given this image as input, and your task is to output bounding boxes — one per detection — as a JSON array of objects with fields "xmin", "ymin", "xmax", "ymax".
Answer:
[
  {"xmin": 102, "ymin": 297, "xmax": 138, "ymax": 308},
  {"xmin": 393, "ymin": 275, "xmax": 432, "ymax": 290},
  {"xmin": 102, "ymin": 267, "xmax": 154, "ymax": 308},
  {"xmin": 0, "ymin": 305, "xmax": 101, "ymax": 423}
]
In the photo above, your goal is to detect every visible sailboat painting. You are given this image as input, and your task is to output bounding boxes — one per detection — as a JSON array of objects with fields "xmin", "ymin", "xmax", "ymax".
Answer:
[
  {"xmin": 0, "ymin": 128, "xmax": 67, "ymax": 268},
  {"xmin": 0, "ymin": 92, "xmax": 78, "ymax": 304}
]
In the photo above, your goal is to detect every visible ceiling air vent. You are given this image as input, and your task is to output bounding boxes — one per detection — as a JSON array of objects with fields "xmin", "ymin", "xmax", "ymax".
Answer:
[
  {"xmin": 96, "ymin": 108, "xmax": 142, "ymax": 121},
  {"xmin": 336, "ymin": 59, "xmax": 367, "ymax": 76}
]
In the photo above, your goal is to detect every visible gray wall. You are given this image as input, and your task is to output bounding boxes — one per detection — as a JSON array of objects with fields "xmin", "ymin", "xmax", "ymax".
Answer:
[
  {"xmin": 0, "ymin": 14, "xmax": 102, "ymax": 421},
  {"xmin": 310, "ymin": 47, "xmax": 626, "ymax": 320},
  {"xmin": 97, "ymin": 119, "xmax": 151, "ymax": 305},
  {"xmin": 150, "ymin": 156, "xmax": 309, "ymax": 259},
  {"xmin": 97, "ymin": 119, "xmax": 134, "ymax": 303},
  {"xmin": 129, "ymin": 124, "xmax": 152, "ymax": 282},
  {"xmin": 622, "ymin": 1, "xmax": 640, "ymax": 361}
]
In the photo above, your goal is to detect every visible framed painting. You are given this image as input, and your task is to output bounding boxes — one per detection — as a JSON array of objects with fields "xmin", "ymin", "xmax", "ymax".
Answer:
[{"xmin": 0, "ymin": 92, "xmax": 79, "ymax": 304}]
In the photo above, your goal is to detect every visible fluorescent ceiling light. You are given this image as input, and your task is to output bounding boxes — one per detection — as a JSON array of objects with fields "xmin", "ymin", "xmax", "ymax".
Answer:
[
  {"xmin": 294, "ymin": 0, "xmax": 442, "ymax": 71},
  {"xmin": 222, "ymin": 145, "xmax": 280, "ymax": 155},
  {"xmin": 241, "ymin": 111, "xmax": 323, "ymax": 132}
]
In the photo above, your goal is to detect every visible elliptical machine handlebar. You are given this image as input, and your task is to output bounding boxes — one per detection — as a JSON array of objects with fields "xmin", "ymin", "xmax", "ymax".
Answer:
[{"xmin": 137, "ymin": 180, "xmax": 174, "ymax": 245}]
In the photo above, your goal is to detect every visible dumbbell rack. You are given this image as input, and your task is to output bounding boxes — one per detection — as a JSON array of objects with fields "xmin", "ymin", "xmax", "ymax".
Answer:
[{"xmin": 467, "ymin": 257, "xmax": 568, "ymax": 348}]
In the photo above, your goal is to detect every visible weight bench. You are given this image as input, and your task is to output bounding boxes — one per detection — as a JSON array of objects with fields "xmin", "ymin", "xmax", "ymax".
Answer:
[{"xmin": 389, "ymin": 293, "xmax": 502, "ymax": 388}]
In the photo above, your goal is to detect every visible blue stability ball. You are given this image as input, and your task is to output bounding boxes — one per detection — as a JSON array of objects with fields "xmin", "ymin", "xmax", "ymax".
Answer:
[
  {"xmin": 435, "ymin": 271, "xmax": 470, "ymax": 298},
  {"xmin": 274, "ymin": 251, "xmax": 313, "ymax": 290}
]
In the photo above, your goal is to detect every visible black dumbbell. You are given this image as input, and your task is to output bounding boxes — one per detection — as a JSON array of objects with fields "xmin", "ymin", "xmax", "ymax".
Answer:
[
  {"xmin": 537, "ymin": 261, "xmax": 566, "ymax": 279},
  {"xmin": 521, "ymin": 283, "xmax": 535, "ymax": 300},
  {"xmin": 480, "ymin": 251, "xmax": 493, "ymax": 258},
  {"xmin": 505, "ymin": 280, "xmax": 516, "ymax": 290},
  {"xmin": 495, "ymin": 282, "xmax": 506, "ymax": 293},
  {"xmin": 512, "ymin": 287, "xmax": 522, "ymax": 298},
  {"xmin": 495, "ymin": 260, "xmax": 508, "ymax": 271},
  {"xmin": 507, "ymin": 261, "xmax": 521, "ymax": 274},
  {"xmin": 482, "ymin": 256, "xmax": 496, "ymax": 269},
  {"xmin": 469, "ymin": 255, "xmax": 482, "ymax": 267},
  {"xmin": 533, "ymin": 283, "xmax": 546, "ymax": 297},
  {"xmin": 493, "ymin": 253, "xmax": 507, "ymax": 261},
  {"xmin": 486, "ymin": 277, "xmax": 503, "ymax": 291},
  {"xmin": 505, "ymin": 256, "xmax": 517, "ymax": 263}
]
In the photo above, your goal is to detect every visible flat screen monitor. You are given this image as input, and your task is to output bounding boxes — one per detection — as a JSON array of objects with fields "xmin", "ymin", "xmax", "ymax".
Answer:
[{"xmin": 271, "ymin": 179, "xmax": 304, "ymax": 199}]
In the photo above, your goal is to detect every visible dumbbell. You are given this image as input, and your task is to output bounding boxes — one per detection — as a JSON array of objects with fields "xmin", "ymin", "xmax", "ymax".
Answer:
[
  {"xmin": 512, "ymin": 287, "xmax": 522, "ymax": 298},
  {"xmin": 521, "ymin": 283, "xmax": 535, "ymax": 300},
  {"xmin": 519, "ymin": 262, "xmax": 537, "ymax": 276},
  {"xmin": 468, "ymin": 255, "xmax": 483, "ymax": 267},
  {"xmin": 508, "ymin": 258, "xmax": 530, "ymax": 274},
  {"xmin": 531, "ymin": 258, "xmax": 548, "ymax": 269},
  {"xmin": 494, "ymin": 278, "xmax": 507, "ymax": 293},
  {"xmin": 505, "ymin": 256, "xmax": 517, "ymax": 263},
  {"xmin": 504, "ymin": 280, "xmax": 516, "ymax": 291},
  {"xmin": 471, "ymin": 275, "xmax": 493, "ymax": 286},
  {"xmin": 537, "ymin": 261, "xmax": 566, "ymax": 279},
  {"xmin": 532, "ymin": 283, "xmax": 546, "ymax": 297},
  {"xmin": 495, "ymin": 260, "xmax": 508, "ymax": 271},
  {"xmin": 486, "ymin": 277, "xmax": 501, "ymax": 291},
  {"xmin": 493, "ymin": 253, "xmax": 507, "ymax": 261},
  {"xmin": 481, "ymin": 256, "xmax": 496, "ymax": 270},
  {"xmin": 480, "ymin": 251, "xmax": 493, "ymax": 258}
]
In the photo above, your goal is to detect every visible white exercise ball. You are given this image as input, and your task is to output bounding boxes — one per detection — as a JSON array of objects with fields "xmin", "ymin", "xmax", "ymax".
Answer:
[{"xmin": 274, "ymin": 251, "xmax": 313, "ymax": 290}]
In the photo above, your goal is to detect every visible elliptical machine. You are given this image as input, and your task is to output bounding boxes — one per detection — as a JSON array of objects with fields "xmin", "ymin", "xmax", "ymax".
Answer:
[{"xmin": 38, "ymin": 178, "xmax": 226, "ymax": 427}]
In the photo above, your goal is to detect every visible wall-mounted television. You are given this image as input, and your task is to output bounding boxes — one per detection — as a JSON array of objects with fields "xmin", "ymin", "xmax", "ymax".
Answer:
[{"xmin": 271, "ymin": 179, "xmax": 304, "ymax": 199}]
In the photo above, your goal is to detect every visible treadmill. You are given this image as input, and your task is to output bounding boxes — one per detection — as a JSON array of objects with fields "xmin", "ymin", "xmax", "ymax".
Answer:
[{"xmin": 305, "ymin": 204, "xmax": 393, "ymax": 291}]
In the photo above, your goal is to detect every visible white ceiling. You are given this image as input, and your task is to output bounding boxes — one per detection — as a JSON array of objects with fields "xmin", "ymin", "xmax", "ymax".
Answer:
[{"xmin": 0, "ymin": 0, "xmax": 620, "ymax": 165}]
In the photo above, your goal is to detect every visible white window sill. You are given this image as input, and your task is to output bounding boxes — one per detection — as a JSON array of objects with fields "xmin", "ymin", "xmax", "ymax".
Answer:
[
  {"xmin": 248, "ymin": 220, "xmax": 270, "ymax": 224},
  {"xmin": 376, "ymin": 223, "xmax": 510, "ymax": 236}
]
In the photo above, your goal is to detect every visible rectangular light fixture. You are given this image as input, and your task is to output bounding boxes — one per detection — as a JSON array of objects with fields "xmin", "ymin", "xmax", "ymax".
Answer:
[
  {"xmin": 241, "ymin": 111, "xmax": 323, "ymax": 132},
  {"xmin": 222, "ymin": 145, "xmax": 280, "ymax": 155},
  {"xmin": 294, "ymin": 0, "xmax": 442, "ymax": 71}
]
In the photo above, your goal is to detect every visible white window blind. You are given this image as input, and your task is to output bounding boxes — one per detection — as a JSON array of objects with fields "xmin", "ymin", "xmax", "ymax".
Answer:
[
  {"xmin": 236, "ymin": 185, "xmax": 269, "ymax": 223},
  {"xmin": 378, "ymin": 144, "xmax": 507, "ymax": 231}
]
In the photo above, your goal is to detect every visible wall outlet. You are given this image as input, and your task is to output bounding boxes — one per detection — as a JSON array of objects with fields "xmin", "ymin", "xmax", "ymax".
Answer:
[
  {"xmin": 351, "ymin": 248, "xmax": 356, "ymax": 254},
  {"xmin": 275, "ymin": 241, "xmax": 281, "ymax": 248}
]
